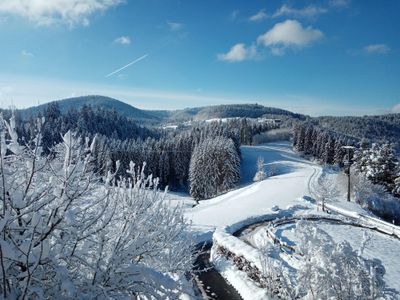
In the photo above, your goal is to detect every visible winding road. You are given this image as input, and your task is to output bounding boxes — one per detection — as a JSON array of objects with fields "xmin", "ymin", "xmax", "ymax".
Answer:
[{"xmin": 188, "ymin": 142, "xmax": 324, "ymax": 299}]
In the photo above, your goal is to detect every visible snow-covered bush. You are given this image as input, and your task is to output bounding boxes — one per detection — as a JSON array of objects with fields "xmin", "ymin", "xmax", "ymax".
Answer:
[
  {"xmin": 352, "ymin": 172, "xmax": 400, "ymax": 223},
  {"xmin": 253, "ymin": 156, "xmax": 266, "ymax": 182},
  {"xmin": 0, "ymin": 116, "xmax": 194, "ymax": 299},
  {"xmin": 295, "ymin": 221, "xmax": 385, "ymax": 299},
  {"xmin": 315, "ymin": 172, "xmax": 340, "ymax": 205},
  {"xmin": 259, "ymin": 245, "xmax": 296, "ymax": 299},
  {"xmin": 189, "ymin": 136, "xmax": 240, "ymax": 200}
]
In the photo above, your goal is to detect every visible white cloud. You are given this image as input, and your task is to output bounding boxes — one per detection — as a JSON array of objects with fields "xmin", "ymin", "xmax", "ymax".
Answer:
[
  {"xmin": 219, "ymin": 20, "xmax": 323, "ymax": 60},
  {"xmin": 0, "ymin": 0, "xmax": 123, "ymax": 27},
  {"xmin": 167, "ymin": 21, "xmax": 184, "ymax": 32},
  {"xmin": 249, "ymin": 9, "xmax": 268, "ymax": 22},
  {"xmin": 257, "ymin": 19, "xmax": 323, "ymax": 54},
  {"xmin": 21, "ymin": 50, "xmax": 34, "ymax": 57},
  {"xmin": 391, "ymin": 104, "xmax": 400, "ymax": 113},
  {"xmin": 114, "ymin": 36, "xmax": 131, "ymax": 45},
  {"xmin": 217, "ymin": 43, "xmax": 256, "ymax": 62},
  {"xmin": 364, "ymin": 44, "xmax": 390, "ymax": 55},
  {"xmin": 273, "ymin": 4, "xmax": 328, "ymax": 19}
]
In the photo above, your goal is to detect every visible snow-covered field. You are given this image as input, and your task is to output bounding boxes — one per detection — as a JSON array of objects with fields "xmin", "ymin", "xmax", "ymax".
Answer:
[
  {"xmin": 168, "ymin": 141, "xmax": 400, "ymax": 296},
  {"xmin": 168, "ymin": 142, "xmax": 322, "ymax": 242}
]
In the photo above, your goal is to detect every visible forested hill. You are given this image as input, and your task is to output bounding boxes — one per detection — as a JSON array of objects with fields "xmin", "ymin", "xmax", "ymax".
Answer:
[
  {"xmin": 166, "ymin": 104, "xmax": 306, "ymax": 122},
  {"xmin": 19, "ymin": 95, "xmax": 160, "ymax": 122},
  {"xmin": 315, "ymin": 114, "xmax": 400, "ymax": 145},
  {"xmin": 16, "ymin": 95, "xmax": 305, "ymax": 123}
]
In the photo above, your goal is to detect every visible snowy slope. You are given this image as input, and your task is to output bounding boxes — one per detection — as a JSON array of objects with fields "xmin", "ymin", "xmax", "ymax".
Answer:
[
  {"xmin": 168, "ymin": 142, "xmax": 322, "ymax": 241},
  {"xmin": 169, "ymin": 141, "xmax": 400, "ymax": 295}
]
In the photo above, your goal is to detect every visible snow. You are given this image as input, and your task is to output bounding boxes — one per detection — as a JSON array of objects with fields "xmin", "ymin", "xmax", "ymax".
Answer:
[
  {"xmin": 168, "ymin": 141, "xmax": 400, "ymax": 296},
  {"xmin": 162, "ymin": 125, "xmax": 178, "ymax": 130},
  {"xmin": 213, "ymin": 229, "xmax": 265, "ymax": 271},
  {"xmin": 205, "ymin": 117, "xmax": 238, "ymax": 123},
  {"xmin": 248, "ymin": 220, "xmax": 400, "ymax": 292},
  {"xmin": 323, "ymin": 202, "xmax": 400, "ymax": 238},
  {"xmin": 211, "ymin": 254, "xmax": 271, "ymax": 300},
  {"xmin": 171, "ymin": 142, "xmax": 321, "ymax": 242},
  {"xmin": 211, "ymin": 228, "xmax": 274, "ymax": 299}
]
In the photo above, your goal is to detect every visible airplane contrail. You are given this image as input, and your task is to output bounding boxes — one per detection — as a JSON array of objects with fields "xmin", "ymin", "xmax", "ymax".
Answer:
[{"xmin": 105, "ymin": 54, "xmax": 149, "ymax": 78}]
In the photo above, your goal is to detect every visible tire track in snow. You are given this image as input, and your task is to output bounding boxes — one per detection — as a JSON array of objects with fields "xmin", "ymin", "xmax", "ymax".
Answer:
[{"xmin": 306, "ymin": 165, "xmax": 321, "ymax": 200}]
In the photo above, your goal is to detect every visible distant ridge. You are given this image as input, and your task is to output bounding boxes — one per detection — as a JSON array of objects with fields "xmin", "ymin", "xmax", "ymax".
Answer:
[
  {"xmin": 19, "ymin": 95, "xmax": 160, "ymax": 122},
  {"xmin": 167, "ymin": 104, "xmax": 304, "ymax": 121},
  {"xmin": 17, "ymin": 95, "xmax": 305, "ymax": 123}
]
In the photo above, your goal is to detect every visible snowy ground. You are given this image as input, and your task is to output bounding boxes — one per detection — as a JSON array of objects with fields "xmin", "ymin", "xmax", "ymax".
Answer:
[
  {"xmin": 166, "ymin": 141, "xmax": 400, "ymax": 296},
  {"xmin": 243, "ymin": 219, "xmax": 400, "ymax": 294},
  {"xmin": 168, "ymin": 142, "xmax": 322, "ymax": 242}
]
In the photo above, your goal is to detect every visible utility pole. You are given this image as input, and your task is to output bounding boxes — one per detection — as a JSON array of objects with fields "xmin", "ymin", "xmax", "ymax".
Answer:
[{"xmin": 342, "ymin": 146, "xmax": 355, "ymax": 202}]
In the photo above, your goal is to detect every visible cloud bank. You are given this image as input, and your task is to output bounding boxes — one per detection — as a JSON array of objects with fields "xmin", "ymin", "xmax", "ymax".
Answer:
[{"xmin": 0, "ymin": 0, "xmax": 123, "ymax": 27}]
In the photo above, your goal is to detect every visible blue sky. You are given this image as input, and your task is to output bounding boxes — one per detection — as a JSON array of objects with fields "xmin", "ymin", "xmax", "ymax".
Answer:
[{"xmin": 0, "ymin": 0, "xmax": 399, "ymax": 116}]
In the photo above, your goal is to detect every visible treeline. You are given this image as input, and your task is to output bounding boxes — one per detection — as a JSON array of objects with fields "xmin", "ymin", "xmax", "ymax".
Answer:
[
  {"xmin": 192, "ymin": 103, "xmax": 306, "ymax": 120},
  {"xmin": 10, "ymin": 102, "xmax": 158, "ymax": 153},
  {"xmin": 293, "ymin": 123, "xmax": 357, "ymax": 167},
  {"xmin": 315, "ymin": 114, "xmax": 400, "ymax": 151},
  {"xmin": 91, "ymin": 122, "xmax": 241, "ymax": 192},
  {"xmin": 91, "ymin": 118, "xmax": 277, "ymax": 198},
  {"xmin": 7, "ymin": 103, "xmax": 278, "ymax": 199},
  {"xmin": 293, "ymin": 122, "xmax": 400, "ymax": 198}
]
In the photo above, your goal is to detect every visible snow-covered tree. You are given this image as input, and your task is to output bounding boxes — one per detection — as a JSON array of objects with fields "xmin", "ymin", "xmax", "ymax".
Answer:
[
  {"xmin": 333, "ymin": 138, "xmax": 346, "ymax": 167},
  {"xmin": 315, "ymin": 173, "xmax": 340, "ymax": 209},
  {"xmin": 253, "ymin": 156, "xmax": 266, "ymax": 182},
  {"xmin": 393, "ymin": 175, "xmax": 400, "ymax": 197},
  {"xmin": 295, "ymin": 221, "xmax": 385, "ymax": 299},
  {"xmin": 350, "ymin": 171, "xmax": 400, "ymax": 223},
  {"xmin": 189, "ymin": 137, "xmax": 240, "ymax": 200},
  {"xmin": 354, "ymin": 142, "xmax": 398, "ymax": 192},
  {"xmin": 0, "ymin": 116, "xmax": 194, "ymax": 299}
]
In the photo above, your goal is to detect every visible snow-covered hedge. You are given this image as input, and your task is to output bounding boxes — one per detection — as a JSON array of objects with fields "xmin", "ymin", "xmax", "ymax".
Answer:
[
  {"xmin": 212, "ymin": 229, "xmax": 264, "ymax": 270},
  {"xmin": 210, "ymin": 228, "xmax": 292, "ymax": 299},
  {"xmin": 324, "ymin": 202, "xmax": 400, "ymax": 238}
]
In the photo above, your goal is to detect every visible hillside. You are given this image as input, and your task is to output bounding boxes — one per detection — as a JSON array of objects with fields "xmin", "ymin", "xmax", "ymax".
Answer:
[
  {"xmin": 16, "ymin": 95, "xmax": 305, "ymax": 124},
  {"xmin": 316, "ymin": 114, "xmax": 400, "ymax": 146},
  {"xmin": 163, "ymin": 104, "xmax": 306, "ymax": 122},
  {"xmin": 19, "ymin": 95, "xmax": 161, "ymax": 122}
]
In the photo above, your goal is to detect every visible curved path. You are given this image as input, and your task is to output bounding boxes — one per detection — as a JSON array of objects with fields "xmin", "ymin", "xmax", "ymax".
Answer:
[
  {"xmin": 186, "ymin": 143, "xmax": 323, "ymax": 299},
  {"xmin": 185, "ymin": 142, "xmax": 322, "ymax": 242},
  {"xmin": 188, "ymin": 143, "xmax": 400, "ymax": 298}
]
